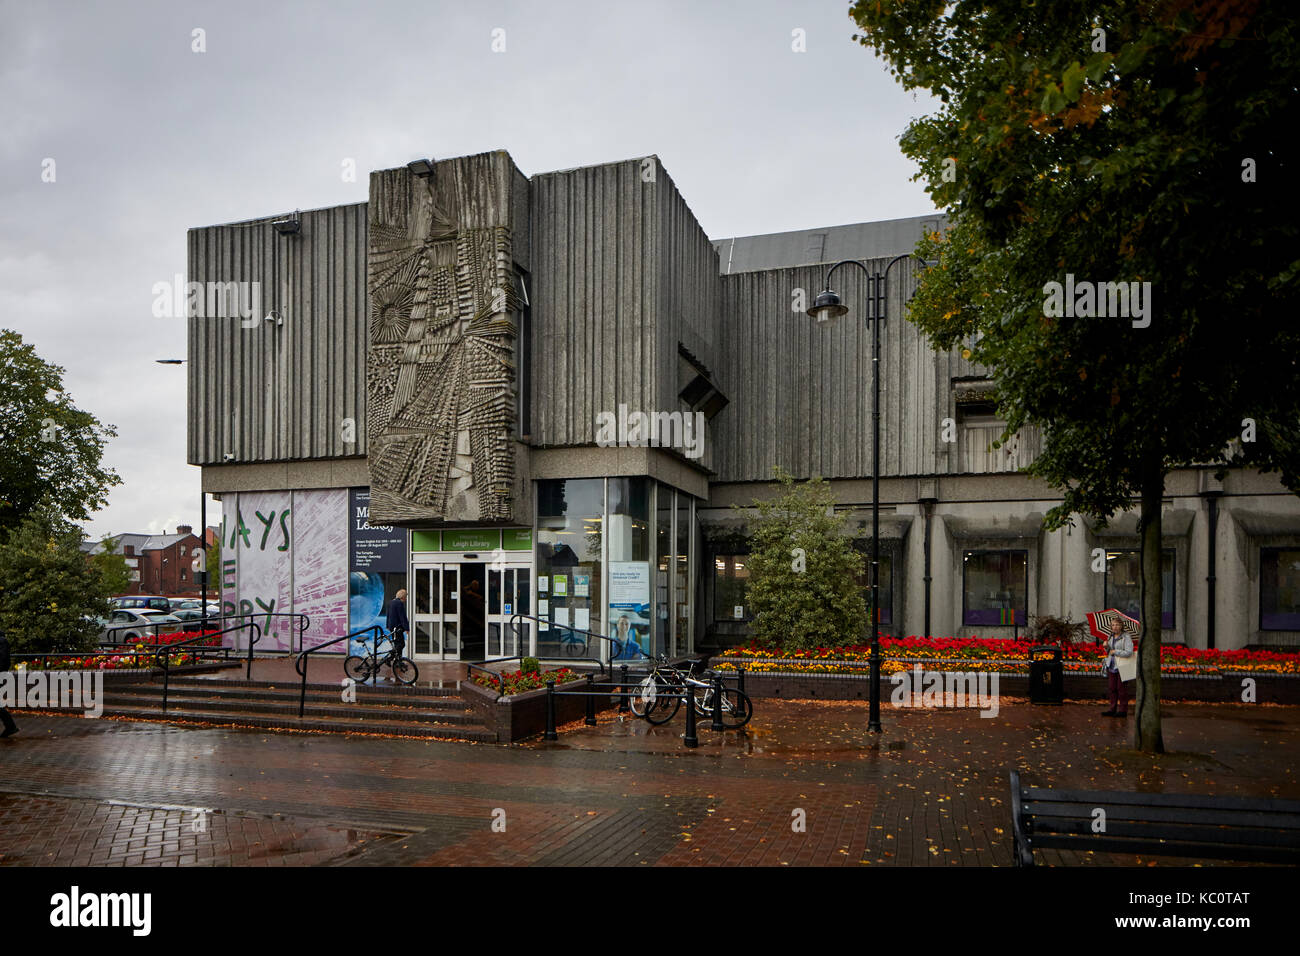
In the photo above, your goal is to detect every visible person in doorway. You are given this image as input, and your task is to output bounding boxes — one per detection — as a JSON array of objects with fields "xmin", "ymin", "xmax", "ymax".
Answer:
[
  {"xmin": 0, "ymin": 630, "xmax": 18, "ymax": 739},
  {"xmin": 462, "ymin": 580, "xmax": 485, "ymax": 650},
  {"xmin": 1100, "ymin": 623, "xmax": 1134, "ymax": 718},
  {"xmin": 387, "ymin": 589, "xmax": 409, "ymax": 658}
]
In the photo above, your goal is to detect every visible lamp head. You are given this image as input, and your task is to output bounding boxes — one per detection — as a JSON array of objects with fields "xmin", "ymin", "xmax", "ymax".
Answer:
[{"xmin": 807, "ymin": 289, "xmax": 848, "ymax": 323}]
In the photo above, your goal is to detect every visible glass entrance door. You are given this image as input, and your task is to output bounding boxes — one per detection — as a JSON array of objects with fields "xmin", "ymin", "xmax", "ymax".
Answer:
[
  {"xmin": 487, "ymin": 565, "xmax": 533, "ymax": 658},
  {"xmin": 412, "ymin": 562, "xmax": 460, "ymax": 661}
]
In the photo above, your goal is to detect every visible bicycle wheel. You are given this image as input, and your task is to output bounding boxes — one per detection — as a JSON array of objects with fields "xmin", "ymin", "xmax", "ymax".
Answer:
[
  {"xmin": 564, "ymin": 635, "xmax": 585, "ymax": 657},
  {"xmin": 642, "ymin": 679, "xmax": 683, "ymax": 725},
  {"xmin": 718, "ymin": 688, "xmax": 753, "ymax": 728},
  {"xmin": 344, "ymin": 655, "xmax": 373, "ymax": 682},
  {"xmin": 391, "ymin": 656, "xmax": 419, "ymax": 685},
  {"xmin": 629, "ymin": 676, "xmax": 660, "ymax": 717}
]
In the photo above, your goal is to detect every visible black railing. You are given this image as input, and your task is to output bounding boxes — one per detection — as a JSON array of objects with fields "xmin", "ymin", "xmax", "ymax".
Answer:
[
  {"xmin": 542, "ymin": 667, "xmax": 748, "ymax": 748},
  {"xmin": 202, "ymin": 612, "xmax": 311, "ymax": 654},
  {"xmin": 461, "ymin": 612, "xmax": 614, "ymax": 699},
  {"xmin": 153, "ymin": 621, "xmax": 261, "ymax": 713},
  {"xmin": 294, "ymin": 624, "xmax": 381, "ymax": 717},
  {"xmin": 515, "ymin": 612, "xmax": 643, "ymax": 666}
]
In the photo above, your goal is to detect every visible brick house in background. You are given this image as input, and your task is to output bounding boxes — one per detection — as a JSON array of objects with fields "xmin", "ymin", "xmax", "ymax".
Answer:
[{"xmin": 81, "ymin": 526, "xmax": 210, "ymax": 597}]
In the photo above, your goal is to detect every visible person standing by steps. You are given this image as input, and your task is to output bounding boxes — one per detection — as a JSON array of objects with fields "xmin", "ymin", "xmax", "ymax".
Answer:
[
  {"xmin": 0, "ymin": 631, "xmax": 18, "ymax": 739},
  {"xmin": 1100, "ymin": 624, "xmax": 1135, "ymax": 718}
]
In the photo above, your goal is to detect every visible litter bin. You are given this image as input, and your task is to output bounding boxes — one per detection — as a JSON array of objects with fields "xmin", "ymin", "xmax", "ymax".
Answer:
[{"xmin": 1028, "ymin": 644, "xmax": 1063, "ymax": 704}]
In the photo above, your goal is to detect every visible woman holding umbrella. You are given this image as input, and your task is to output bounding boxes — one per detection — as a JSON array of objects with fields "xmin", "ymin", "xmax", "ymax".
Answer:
[{"xmin": 1101, "ymin": 622, "xmax": 1136, "ymax": 718}]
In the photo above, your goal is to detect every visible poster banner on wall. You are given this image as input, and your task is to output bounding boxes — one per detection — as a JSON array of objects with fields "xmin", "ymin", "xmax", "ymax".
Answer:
[
  {"xmin": 293, "ymin": 489, "xmax": 349, "ymax": 651},
  {"xmin": 348, "ymin": 489, "xmax": 408, "ymax": 654},
  {"xmin": 227, "ymin": 491, "xmax": 294, "ymax": 650},
  {"xmin": 608, "ymin": 562, "xmax": 650, "ymax": 660},
  {"xmin": 349, "ymin": 488, "xmax": 406, "ymax": 573}
]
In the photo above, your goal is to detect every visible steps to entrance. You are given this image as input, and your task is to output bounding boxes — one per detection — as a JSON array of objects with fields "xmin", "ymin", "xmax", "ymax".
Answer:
[{"xmin": 99, "ymin": 675, "xmax": 496, "ymax": 741}]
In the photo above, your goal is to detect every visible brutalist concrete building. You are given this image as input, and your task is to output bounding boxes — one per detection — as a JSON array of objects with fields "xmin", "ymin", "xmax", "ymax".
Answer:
[{"xmin": 186, "ymin": 150, "xmax": 1300, "ymax": 662}]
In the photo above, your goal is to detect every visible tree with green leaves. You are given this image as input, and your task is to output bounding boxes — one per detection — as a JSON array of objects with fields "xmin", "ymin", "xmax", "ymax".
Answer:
[
  {"xmin": 0, "ymin": 509, "xmax": 118, "ymax": 653},
  {"xmin": 0, "ymin": 329, "xmax": 120, "ymax": 538},
  {"xmin": 850, "ymin": 0, "xmax": 1300, "ymax": 751},
  {"xmin": 89, "ymin": 535, "xmax": 132, "ymax": 597},
  {"xmin": 741, "ymin": 469, "xmax": 866, "ymax": 652}
]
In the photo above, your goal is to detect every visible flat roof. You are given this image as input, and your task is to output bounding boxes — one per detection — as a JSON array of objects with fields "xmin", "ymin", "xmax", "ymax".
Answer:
[{"xmin": 712, "ymin": 214, "xmax": 947, "ymax": 274}]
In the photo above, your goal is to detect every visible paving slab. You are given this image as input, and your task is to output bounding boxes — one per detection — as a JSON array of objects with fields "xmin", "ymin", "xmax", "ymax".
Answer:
[{"xmin": 0, "ymin": 699, "xmax": 1295, "ymax": 866}]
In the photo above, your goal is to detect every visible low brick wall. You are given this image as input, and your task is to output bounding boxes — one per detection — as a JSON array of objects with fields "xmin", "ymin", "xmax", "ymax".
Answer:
[
  {"xmin": 462, "ymin": 675, "xmax": 621, "ymax": 742},
  {"xmin": 714, "ymin": 660, "xmax": 1300, "ymax": 705}
]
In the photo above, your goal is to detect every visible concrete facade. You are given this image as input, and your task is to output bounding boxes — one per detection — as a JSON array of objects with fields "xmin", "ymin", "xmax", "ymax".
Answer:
[{"xmin": 187, "ymin": 149, "xmax": 1300, "ymax": 659}]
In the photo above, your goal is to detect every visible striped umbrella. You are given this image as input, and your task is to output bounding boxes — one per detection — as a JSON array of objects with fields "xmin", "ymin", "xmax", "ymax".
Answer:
[{"xmin": 1086, "ymin": 608, "xmax": 1141, "ymax": 642}]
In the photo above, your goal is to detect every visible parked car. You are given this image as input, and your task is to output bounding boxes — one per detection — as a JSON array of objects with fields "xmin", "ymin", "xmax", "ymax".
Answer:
[
  {"xmin": 110, "ymin": 595, "xmax": 171, "ymax": 613},
  {"xmin": 172, "ymin": 608, "xmax": 223, "ymax": 633},
  {"xmin": 101, "ymin": 609, "xmax": 183, "ymax": 643}
]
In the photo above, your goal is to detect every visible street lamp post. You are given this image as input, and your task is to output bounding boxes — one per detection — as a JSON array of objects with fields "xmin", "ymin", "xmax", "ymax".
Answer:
[
  {"xmin": 157, "ymin": 357, "xmax": 208, "ymax": 630},
  {"xmin": 808, "ymin": 253, "xmax": 933, "ymax": 733}
]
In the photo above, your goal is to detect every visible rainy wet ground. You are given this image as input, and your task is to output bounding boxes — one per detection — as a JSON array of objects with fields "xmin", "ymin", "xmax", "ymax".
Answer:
[{"xmin": 0, "ymin": 699, "xmax": 1296, "ymax": 865}]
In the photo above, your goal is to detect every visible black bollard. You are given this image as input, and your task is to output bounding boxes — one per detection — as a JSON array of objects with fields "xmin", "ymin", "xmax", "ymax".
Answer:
[
  {"xmin": 711, "ymin": 672, "xmax": 724, "ymax": 730},
  {"xmin": 619, "ymin": 664, "xmax": 629, "ymax": 713},
  {"xmin": 585, "ymin": 674, "xmax": 597, "ymax": 726},
  {"xmin": 544, "ymin": 680, "xmax": 558, "ymax": 740},
  {"xmin": 736, "ymin": 666, "xmax": 745, "ymax": 696},
  {"xmin": 683, "ymin": 683, "xmax": 698, "ymax": 748}
]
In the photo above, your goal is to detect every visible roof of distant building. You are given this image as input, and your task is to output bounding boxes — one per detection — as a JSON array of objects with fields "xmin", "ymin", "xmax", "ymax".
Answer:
[{"xmin": 80, "ymin": 531, "xmax": 197, "ymax": 555}]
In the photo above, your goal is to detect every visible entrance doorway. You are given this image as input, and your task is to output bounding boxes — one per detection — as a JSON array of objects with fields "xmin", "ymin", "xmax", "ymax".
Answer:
[
  {"xmin": 487, "ymin": 565, "xmax": 532, "ymax": 658},
  {"xmin": 459, "ymin": 563, "xmax": 486, "ymax": 661},
  {"xmin": 411, "ymin": 555, "xmax": 533, "ymax": 663}
]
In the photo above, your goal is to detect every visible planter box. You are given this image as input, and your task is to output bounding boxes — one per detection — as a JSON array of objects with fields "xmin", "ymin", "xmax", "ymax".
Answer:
[
  {"xmin": 712, "ymin": 657, "xmax": 1300, "ymax": 705},
  {"xmin": 461, "ymin": 675, "xmax": 620, "ymax": 742}
]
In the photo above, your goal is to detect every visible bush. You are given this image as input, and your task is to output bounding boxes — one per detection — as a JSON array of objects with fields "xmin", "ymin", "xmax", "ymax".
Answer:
[
  {"xmin": 520, "ymin": 656, "xmax": 540, "ymax": 674},
  {"xmin": 740, "ymin": 468, "xmax": 866, "ymax": 653}
]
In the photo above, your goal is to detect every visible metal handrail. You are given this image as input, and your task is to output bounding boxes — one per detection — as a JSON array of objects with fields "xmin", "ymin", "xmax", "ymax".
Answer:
[
  {"xmin": 294, "ymin": 624, "xmax": 382, "ymax": 717},
  {"xmin": 153, "ymin": 621, "xmax": 261, "ymax": 713},
  {"xmin": 199, "ymin": 612, "xmax": 311, "ymax": 652},
  {"xmin": 508, "ymin": 611, "xmax": 626, "ymax": 667}
]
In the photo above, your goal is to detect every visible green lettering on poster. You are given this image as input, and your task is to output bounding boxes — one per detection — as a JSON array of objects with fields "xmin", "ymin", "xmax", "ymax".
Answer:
[
  {"xmin": 412, "ymin": 531, "xmax": 441, "ymax": 552},
  {"xmin": 502, "ymin": 529, "xmax": 532, "ymax": 551},
  {"xmin": 443, "ymin": 529, "xmax": 501, "ymax": 551}
]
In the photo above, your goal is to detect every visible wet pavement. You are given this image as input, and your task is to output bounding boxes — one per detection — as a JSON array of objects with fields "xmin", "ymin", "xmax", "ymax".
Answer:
[{"xmin": 0, "ymin": 699, "xmax": 1295, "ymax": 866}]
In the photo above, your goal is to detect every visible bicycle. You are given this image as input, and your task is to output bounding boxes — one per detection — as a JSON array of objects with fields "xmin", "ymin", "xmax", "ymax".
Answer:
[
  {"xmin": 628, "ymin": 654, "xmax": 691, "ymax": 722},
  {"xmin": 344, "ymin": 631, "xmax": 419, "ymax": 685},
  {"xmin": 632, "ymin": 657, "xmax": 752, "ymax": 728}
]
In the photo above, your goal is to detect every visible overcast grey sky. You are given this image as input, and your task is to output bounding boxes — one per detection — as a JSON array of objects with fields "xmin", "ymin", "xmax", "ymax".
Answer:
[{"xmin": 0, "ymin": 0, "xmax": 939, "ymax": 541}]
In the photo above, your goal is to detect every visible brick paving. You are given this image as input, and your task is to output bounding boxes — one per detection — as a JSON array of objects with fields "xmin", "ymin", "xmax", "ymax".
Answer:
[{"xmin": 0, "ymin": 699, "xmax": 1296, "ymax": 866}]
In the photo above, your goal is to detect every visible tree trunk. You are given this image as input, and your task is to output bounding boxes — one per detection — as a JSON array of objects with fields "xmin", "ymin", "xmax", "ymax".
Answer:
[{"xmin": 1134, "ymin": 457, "xmax": 1165, "ymax": 753}]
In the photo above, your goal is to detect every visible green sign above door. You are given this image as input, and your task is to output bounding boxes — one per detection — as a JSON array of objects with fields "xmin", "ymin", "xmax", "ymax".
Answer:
[
  {"xmin": 502, "ymin": 529, "xmax": 532, "ymax": 551},
  {"xmin": 411, "ymin": 530, "xmax": 441, "ymax": 552},
  {"xmin": 442, "ymin": 529, "xmax": 501, "ymax": 551}
]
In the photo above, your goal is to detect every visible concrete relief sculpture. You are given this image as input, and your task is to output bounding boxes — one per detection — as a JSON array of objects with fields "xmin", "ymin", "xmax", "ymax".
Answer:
[{"xmin": 366, "ymin": 163, "xmax": 518, "ymax": 523}]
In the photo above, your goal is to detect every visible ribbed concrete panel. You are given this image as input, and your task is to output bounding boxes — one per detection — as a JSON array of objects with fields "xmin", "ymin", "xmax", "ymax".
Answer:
[
  {"xmin": 187, "ymin": 202, "xmax": 368, "ymax": 466},
  {"xmin": 656, "ymin": 161, "xmax": 722, "ymax": 474},
  {"xmin": 528, "ymin": 158, "xmax": 658, "ymax": 448},
  {"xmin": 712, "ymin": 256, "xmax": 1037, "ymax": 483}
]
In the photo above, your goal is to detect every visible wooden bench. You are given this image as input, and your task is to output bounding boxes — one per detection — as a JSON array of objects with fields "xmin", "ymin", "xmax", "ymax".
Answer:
[{"xmin": 1009, "ymin": 770, "xmax": 1300, "ymax": 866}]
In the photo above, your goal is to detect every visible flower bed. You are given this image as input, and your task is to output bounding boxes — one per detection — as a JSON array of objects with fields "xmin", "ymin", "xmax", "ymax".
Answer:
[
  {"xmin": 472, "ymin": 666, "xmax": 584, "ymax": 696},
  {"xmin": 21, "ymin": 648, "xmax": 200, "ymax": 671},
  {"xmin": 19, "ymin": 631, "xmax": 225, "ymax": 671},
  {"xmin": 713, "ymin": 636, "xmax": 1300, "ymax": 677}
]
